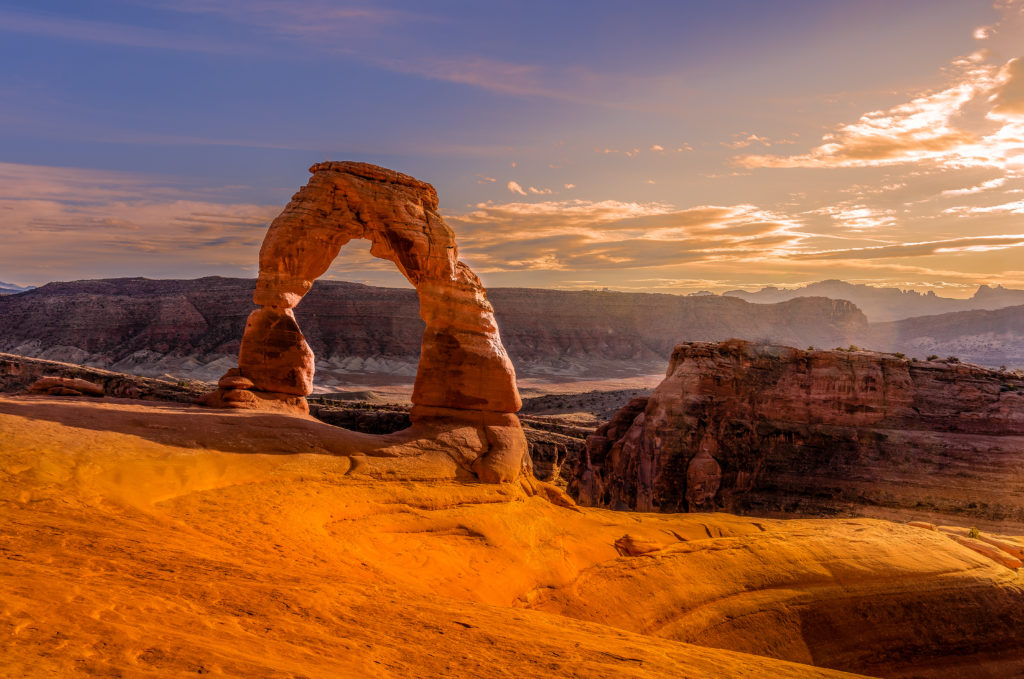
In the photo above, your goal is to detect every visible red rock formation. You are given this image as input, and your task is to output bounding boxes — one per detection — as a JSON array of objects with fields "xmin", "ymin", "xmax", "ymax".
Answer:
[
  {"xmin": 203, "ymin": 162, "xmax": 525, "ymax": 482},
  {"xmin": 574, "ymin": 340, "xmax": 1024, "ymax": 529}
]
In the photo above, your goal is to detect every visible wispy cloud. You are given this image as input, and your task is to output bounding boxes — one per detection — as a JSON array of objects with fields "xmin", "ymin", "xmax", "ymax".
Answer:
[
  {"xmin": 812, "ymin": 204, "xmax": 896, "ymax": 231},
  {"xmin": 0, "ymin": 8, "xmax": 249, "ymax": 54},
  {"xmin": 0, "ymin": 162, "xmax": 277, "ymax": 283},
  {"xmin": 793, "ymin": 235, "xmax": 1024, "ymax": 260},
  {"xmin": 944, "ymin": 198, "xmax": 1024, "ymax": 215},
  {"xmin": 941, "ymin": 177, "xmax": 1008, "ymax": 196},
  {"xmin": 448, "ymin": 199, "xmax": 805, "ymax": 272},
  {"xmin": 722, "ymin": 133, "xmax": 772, "ymax": 150}
]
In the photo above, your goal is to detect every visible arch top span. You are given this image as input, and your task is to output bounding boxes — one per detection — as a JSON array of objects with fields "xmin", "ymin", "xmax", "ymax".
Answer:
[{"xmin": 203, "ymin": 161, "xmax": 526, "ymax": 483}]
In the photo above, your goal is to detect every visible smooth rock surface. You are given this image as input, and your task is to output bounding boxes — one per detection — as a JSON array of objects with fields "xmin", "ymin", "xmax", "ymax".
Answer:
[{"xmin": 3, "ymin": 394, "xmax": 1023, "ymax": 679}]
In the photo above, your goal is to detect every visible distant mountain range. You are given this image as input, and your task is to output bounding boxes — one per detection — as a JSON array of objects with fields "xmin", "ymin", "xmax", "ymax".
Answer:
[
  {"xmin": 869, "ymin": 305, "xmax": 1024, "ymax": 368},
  {"xmin": 0, "ymin": 281, "xmax": 34, "ymax": 295},
  {"xmin": 0, "ymin": 277, "xmax": 868, "ymax": 386},
  {"xmin": 724, "ymin": 279, "xmax": 1024, "ymax": 322}
]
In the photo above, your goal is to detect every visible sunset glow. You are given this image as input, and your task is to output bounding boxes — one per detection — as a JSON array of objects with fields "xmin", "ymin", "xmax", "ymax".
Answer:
[{"xmin": 2, "ymin": 0, "xmax": 1023, "ymax": 295}]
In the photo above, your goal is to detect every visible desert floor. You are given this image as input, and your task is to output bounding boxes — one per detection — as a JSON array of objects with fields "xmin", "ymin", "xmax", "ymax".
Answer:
[{"xmin": 3, "ymin": 395, "xmax": 1023, "ymax": 678}]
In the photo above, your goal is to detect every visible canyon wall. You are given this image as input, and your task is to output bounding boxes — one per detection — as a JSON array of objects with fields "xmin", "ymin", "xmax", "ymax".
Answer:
[
  {"xmin": 574, "ymin": 340, "xmax": 1024, "ymax": 531},
  {"xmin": 0, "ymin": 278, "xmax": 869, "ymax": 383}
]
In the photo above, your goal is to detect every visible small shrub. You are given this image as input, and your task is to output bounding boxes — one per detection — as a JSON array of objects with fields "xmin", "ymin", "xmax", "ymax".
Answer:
[
  {"xmin": 926, "ymin": 354, "xmax": 939, "ymax": 361},
  {"xmin": 946, "ymin": 355, "xmax": 960, "ymax": 363},
  {"xmin": 892, "ymin": 352, "xmax": 905, "ymax": 359},
  {"xmin": 847, "ymin": 344, "xmax": 860, "ymax": 352},
  {"xmin": 807, "ymin": 345, "xmax": 815, "ymax": 351},
  {"xmin": 968, "ymin": 527, "xmax": 981, "ymax": 539}
]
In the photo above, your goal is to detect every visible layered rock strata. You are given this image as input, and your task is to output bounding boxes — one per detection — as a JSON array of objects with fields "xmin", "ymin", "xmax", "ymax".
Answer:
[
  {"xmin": 0, "ymin": 277, "xmax": 874, "ymax": 384},
  {"xmin": 575, "ymin": 340, "xmax": 1024, "ymax": 529},
  {"xmin": 202, "ymin": 162, "xmax": 525, "ymax": 482}
]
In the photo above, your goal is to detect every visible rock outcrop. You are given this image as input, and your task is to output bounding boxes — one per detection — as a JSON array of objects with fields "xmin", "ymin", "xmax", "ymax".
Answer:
[
  {"xmin": 27, "ymin": 376, "xmax": 105, "ymax": 397},
  {"xmin": 202, "ymin": 162, "xmax": 526, "ymax": 483},
  {"xmin": 0, "ymin": 353, "xmax": 206, "ymax": 402},
  {"xmin": 575, "ymin": 340, "xmax": 1024, "ymax": 530}
]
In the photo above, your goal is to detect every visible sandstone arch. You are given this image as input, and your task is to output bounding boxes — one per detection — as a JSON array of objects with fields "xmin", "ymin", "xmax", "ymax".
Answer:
[{"xmin": 205, "ymin": 162, "xmax": 525, "ymax": 482}]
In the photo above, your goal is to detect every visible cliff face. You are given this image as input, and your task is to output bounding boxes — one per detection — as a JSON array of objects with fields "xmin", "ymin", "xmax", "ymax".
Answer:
[
  {"xmin": 574, "ymin": 340, "xmax": 1024, "ymax": 530},
  {"xmin": 0, "ymin": 278, "xmax": 868, "ymax": 383}
]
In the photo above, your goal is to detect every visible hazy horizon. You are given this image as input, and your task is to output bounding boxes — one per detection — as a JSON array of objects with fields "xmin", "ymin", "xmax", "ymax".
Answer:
[
  {"xmin": 6, "ymin": 274, "xmax": 1023, "ymax": 301},
  {"xmin": 2, "ymin": 1, "xmax": 1023, "ymax": 294}
]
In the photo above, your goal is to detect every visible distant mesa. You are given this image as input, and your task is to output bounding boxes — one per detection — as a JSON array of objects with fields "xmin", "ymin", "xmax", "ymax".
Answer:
[{"xmin": 201, "ymin": 161, "xmax": 527, "ymax": 483}]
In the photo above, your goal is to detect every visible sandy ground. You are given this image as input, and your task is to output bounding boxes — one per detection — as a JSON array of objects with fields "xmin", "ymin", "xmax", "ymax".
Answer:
[{"xmin": 3, "ymin": 395, "xmax": 1024, "ymax": 678}]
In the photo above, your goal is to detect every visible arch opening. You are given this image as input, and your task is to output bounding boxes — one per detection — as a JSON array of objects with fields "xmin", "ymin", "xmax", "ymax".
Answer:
[{"xmin": 203, "ymin": 161, "xmax": 526, "ymax": 483}]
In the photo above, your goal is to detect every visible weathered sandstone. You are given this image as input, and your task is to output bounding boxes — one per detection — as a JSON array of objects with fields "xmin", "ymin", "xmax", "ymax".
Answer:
[
  {"xmin": 575, "ymin": 340, "xmax": 1024, "ymax": 530},
  {"xmin": 949, "ymin": 534, "xmax": 1023, "ymax": 569},
  {"xmin": 27, "ymin": 376, "xmax": 105, "ymax": 397},
  {"xmin": 937, "ymin": 525, "xmax": 1024, "ymax": 561},
  {"xmin": 202, "ymin": 162, "xmax": 526, "ymax": 482}
]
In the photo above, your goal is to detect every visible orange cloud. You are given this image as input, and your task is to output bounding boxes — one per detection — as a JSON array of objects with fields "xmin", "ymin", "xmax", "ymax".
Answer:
[
  {"xmin": 737, "ymin": 55, "xmax": 1024, "ymax": 173},
  {"xmin": 793, "ymin": 235, "xmax": 1024, "ymax": 260},
  {"xmin": 507, "ymin": 180, "xmax": 527, "ymax": 196},
  {"xmin": 448, "ymin": 199, "xmax": 805, "ymax": 272},
  {"xmin": 0, "ymin": 162, "xmax": 278, "ymax": 282}
]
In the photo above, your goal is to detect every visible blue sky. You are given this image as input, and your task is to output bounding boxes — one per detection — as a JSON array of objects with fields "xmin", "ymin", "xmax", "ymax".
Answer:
[{"xmin": 2, "ymin": 1, "xmax": 1023, "ymax": 294}]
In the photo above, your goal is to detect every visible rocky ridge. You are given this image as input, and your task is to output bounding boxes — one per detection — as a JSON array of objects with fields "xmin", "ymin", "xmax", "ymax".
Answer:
[
  {"xmin": 871, "ymin": 303, "xmax": 1024, "ymax": 368},
  {"xmin": 0, "ymin": 352, "xmax": 206, "ymax": 402},
  {"xmin": 0, "ymin": 277, "xmax": 870, "ymax": 384}
]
